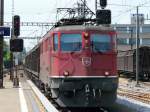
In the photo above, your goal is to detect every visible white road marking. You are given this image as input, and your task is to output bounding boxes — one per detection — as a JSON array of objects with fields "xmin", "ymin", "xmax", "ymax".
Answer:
[{"xmin": 19, "ymin": 82, "xmax": 29, "ymax": 112}]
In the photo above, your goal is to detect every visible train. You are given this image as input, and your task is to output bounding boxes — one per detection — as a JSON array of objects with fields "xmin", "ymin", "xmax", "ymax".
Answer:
[
  {"xmin": 117, "ymin": 46, "xmax": 150, "ymax": 80},
  {"xmin": 24, "ymin": 19, "xmax": 118, "ymax": 108}
]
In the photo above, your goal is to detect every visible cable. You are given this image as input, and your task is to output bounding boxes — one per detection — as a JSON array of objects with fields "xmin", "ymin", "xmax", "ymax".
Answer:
[
  {"xmin": 112, "ymin": 7, "xmax": 135, "ymax": 19},
  {"xmin": 138, "ymin": 0, "xmax": 150, "ymax": 7},
  {"xmin": 108, "ymin": 3, "xmax": 150, "ymax": 7},
  {"xmin": 112, "ymin": 0, "xmax": 150, "ymax": 20},
  {"xmin": 25, "ymin": 29, "xmax": 38, "ymax": 37},
  {"xmin": 108, "ymin": 4, "xmax": 137, "ymax": 7}
]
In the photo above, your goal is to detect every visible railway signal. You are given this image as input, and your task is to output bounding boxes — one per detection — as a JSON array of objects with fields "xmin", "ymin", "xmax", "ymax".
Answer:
[
  {"xmin": 13, "ymin": 15, "xmax": 20, "ymax": 36},
  {"xmin": 100, "ymin": 0, "xmax": 107, "ymax": 9},
  {"xmin": 96, "ymin": 9, "xmax": 111, "ymax": 24},
  {"xmin": 10, "ymin": 38, "xmax": 23, "ymax": 52}
]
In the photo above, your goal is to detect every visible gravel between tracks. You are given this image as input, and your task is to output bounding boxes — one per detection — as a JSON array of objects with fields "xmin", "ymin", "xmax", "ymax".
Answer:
[{"xmin": 118, "ymin": 78, "xmax": 150, "ymax": 112}]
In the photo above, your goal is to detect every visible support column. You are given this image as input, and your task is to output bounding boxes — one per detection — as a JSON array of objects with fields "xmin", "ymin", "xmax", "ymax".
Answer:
[{"xmin": 0, "ymin": 0, "xmax": 4, "ymax": 88}]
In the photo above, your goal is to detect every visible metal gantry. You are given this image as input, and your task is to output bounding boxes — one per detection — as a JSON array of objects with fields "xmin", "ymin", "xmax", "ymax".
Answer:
[
  {"xmin": 4, "ymin": 36, "xmax": 41, "ymax": 39},
  {"xmin": 56, "ymin": 0, "xmax": 95, "ymax": 20},
  {"xmin": 4, "ymin": 22, "xmax": 55, "ymax": 27}
]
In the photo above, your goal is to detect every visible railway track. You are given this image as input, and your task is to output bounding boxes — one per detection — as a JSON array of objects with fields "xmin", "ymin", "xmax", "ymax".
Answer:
[
  {"xmin": 140, "ymin": 81, "xmax": 150, "ymax": 87},
  {"xmin": 118, "ymin": 88, "xmax": 150, "ymax": 104}
]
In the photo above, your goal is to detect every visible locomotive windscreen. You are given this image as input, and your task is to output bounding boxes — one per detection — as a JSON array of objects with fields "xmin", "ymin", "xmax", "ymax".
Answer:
[
  {"xmin": 61, "ymin": 34, "xmax": 82, "ymax": 51},
  {"xmin": 91, "ymin": 34, "xmax": 111, "ymax": 52}
]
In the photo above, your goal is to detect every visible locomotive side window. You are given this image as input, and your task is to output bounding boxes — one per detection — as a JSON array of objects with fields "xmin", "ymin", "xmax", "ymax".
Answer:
[
  {"xmin": 54, "ymin": 34, "xmax": 58, "ymax": 51},
  {"xmin": 40, "ymin": 43, "xmax": 43, "ymax": 54},
  {"xmin": 45, "ymin": 38, "xmax": 48, "ymax": 51},
  {"xmin": 61, "ymin": 34, "xmax": 82, "ymax": 51},
  {"xmin": 91, "ymin": 34, "xmax": 111, "ymax": 52}
]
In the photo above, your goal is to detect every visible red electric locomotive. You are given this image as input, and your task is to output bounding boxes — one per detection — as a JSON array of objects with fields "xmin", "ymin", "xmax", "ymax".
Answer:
[{"xmin": 25, "ymin": 19, "xmax": 118, "ymax": 108}]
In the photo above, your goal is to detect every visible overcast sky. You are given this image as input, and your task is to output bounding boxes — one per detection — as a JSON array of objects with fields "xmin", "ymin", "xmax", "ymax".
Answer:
[
  {"xmin": 5, "ymin": 0, "xmax": 150, "ymax": 23},
  {"xmin": 4, "ymin": 0, "xmax": 150, "ymax": 50}
]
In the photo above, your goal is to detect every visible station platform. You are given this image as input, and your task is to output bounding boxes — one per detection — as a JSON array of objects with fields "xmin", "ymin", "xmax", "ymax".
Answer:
[
  {"xmin": 0, "ymin": 69, "xmax": 58, "ymax": 112},
  {"xmin": 0, "ymin": 75, "xmax": 20, "ymax": 112}
]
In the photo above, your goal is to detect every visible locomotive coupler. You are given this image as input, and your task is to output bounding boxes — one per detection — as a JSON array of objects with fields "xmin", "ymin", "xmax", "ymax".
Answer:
[
  {"xmin": 93, "ymin": 89, "xmax": 101, "ymax": 99},
  {"xmin": 85, "ymin": 84, "xmax": 90, "ymax": 93},
  {"xmin": 93, "ymin": 89, "xmax": 95, "ymax": 97},
  {"xmin": 73, "ymin": 89, "xmax": 76, "ymax": 97},
  {"xmin": 85, "ymin": 84, "xmax": 90, "ymax": 105}
]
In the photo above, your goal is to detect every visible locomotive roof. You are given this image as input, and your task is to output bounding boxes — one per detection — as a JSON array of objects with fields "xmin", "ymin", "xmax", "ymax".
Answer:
[{"xmin": 52, "ymin": 25, "xmax": 115, "ymax": 32}]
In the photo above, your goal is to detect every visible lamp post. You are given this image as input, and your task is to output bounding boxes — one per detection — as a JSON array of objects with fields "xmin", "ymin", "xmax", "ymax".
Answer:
[
  {"xmin": 0, "ymin": 0, "xmax": 4, "ymax": 88},
  {"xmin": 136, "ymin": 6, "xmax": 140, "ymax": 86}
]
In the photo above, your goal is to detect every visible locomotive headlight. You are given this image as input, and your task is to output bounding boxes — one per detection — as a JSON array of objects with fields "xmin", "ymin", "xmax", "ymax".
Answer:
[
  {"xmin": 104, "ymin": 71, "xmax": 109, "ymax": 76},
  {"xmin": 84, "ymin": 32, "xmax": 89, "ymax": 39},
  {"xmin": 83, "ymin": 32, "xmax": 89, "ymax": 49},
  {"xmin": 85, "ymin": 40, "xmax": 88, "ymax": 44},
  {"xmin": 63, "ymin": 71, "xmax": 69, "ymax": 76}
]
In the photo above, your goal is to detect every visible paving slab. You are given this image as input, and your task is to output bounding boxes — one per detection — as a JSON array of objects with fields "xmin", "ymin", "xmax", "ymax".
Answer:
[{"xmin": 0, "ymin": 74, "xmax": 20, "ymax": 112}]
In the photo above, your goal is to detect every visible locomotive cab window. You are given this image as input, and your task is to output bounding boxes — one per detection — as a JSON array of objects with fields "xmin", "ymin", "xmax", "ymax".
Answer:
[
  {"xmin": 54, "ymin": 34, "xmax": 58, "ymax": 51},
  {"xmin": 91, "ymin": 34, "xmax": 111, "ymax": 52},
  {"xmin": 61, "ymin": 34, "xmax": 82, "ymax": 51}
]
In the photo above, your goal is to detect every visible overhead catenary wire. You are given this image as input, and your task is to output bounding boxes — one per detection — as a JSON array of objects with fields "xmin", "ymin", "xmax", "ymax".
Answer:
[
  {"xmin": 112, "ymin": 0, "xmax": 150, "ymax": 19},
  {"xmin": 108, "ymin": 3, "xmax": 150, "ymax": 7}
]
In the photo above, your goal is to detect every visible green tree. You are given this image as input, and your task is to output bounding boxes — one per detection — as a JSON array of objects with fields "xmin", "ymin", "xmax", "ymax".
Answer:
[{"xmin": 3, "ymin": 41, "xmax": 11, "ymax": 68}]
